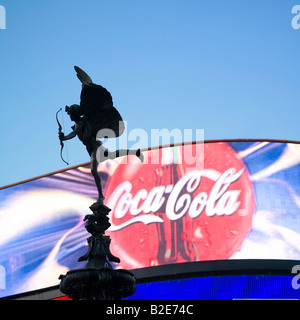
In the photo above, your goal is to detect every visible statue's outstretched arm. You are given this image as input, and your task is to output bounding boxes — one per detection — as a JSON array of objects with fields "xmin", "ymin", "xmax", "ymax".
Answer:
[{"xmin": 59, "ymin": 124, "xmax": 80, "ymax": 141}]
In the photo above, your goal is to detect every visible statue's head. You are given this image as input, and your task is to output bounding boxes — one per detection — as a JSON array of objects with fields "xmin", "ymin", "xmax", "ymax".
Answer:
[{"xmin": 65, "ymin": 104, "xmax": 82, "ymax": 122}]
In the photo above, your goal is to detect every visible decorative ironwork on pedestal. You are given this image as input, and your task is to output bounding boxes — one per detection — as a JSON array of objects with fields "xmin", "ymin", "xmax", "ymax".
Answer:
[{"xmin": 59, "ymin": 202, "xmax": 136, "ymax": 300}]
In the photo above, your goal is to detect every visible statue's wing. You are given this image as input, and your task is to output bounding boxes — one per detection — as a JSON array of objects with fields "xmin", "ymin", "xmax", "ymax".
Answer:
[{"xmin": 74, "ymin": 66, "xmax": 93, "ymax": 85}]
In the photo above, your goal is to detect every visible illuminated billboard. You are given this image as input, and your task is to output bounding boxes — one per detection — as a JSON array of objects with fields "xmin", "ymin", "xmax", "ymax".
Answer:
[{"xmin": 0, "ymin": 140, "xmax": 300, "ymax": 298}]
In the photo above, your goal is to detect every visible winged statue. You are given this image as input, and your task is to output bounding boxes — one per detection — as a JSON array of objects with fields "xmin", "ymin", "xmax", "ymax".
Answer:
[{"xmin": 58, "ymin": 66, "xmax": 144, "ymax": 205}]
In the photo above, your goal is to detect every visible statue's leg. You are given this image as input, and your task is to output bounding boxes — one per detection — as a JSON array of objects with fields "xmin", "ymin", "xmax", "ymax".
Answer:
[
  {"xmin": 97, "ymin": 144, "xmax": 144, "ymax": 163},
  {"xmin": 115, "ymin": 149, "xmax": 144, "ymax": 163},
  {"xmin": 91, "ymin": 149, "xmax": 105, "ymax": 204}
]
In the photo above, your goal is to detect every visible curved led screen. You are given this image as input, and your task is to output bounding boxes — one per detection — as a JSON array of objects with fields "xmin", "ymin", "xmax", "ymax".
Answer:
[{"xmin": 0, "ymin": 140, "xmax": 300, "ymax": 297}]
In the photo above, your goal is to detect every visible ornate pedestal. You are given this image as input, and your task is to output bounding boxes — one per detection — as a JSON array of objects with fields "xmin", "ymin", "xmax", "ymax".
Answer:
[{"xmin": 59, "ymin": 202, "xmax": 136, "ymax": 300}]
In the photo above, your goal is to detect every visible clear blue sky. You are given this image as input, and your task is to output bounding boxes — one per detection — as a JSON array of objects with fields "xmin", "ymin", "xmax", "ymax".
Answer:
[{"xmin": 0, "ymin": 0, "xmax": 300, "ymax": 187}]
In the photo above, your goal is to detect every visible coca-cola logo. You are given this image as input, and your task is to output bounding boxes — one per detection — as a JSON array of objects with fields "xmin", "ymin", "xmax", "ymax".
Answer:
[
  {"xmin": 105, "ymin": 143, "xmax": 255, "ymax": 269},
  {"xmin": 107, "ymin": 168, "xmax": 244, "ymax": 231}
]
